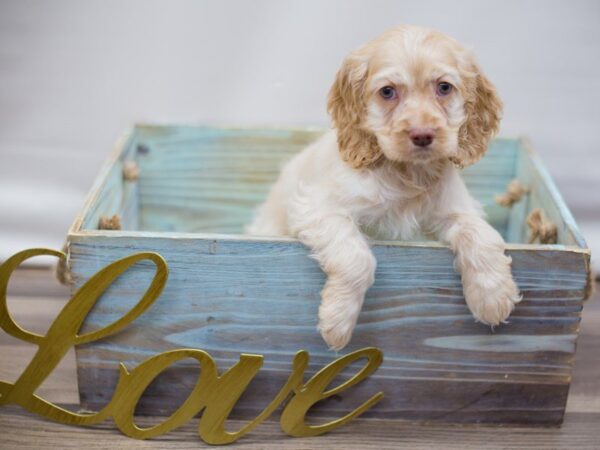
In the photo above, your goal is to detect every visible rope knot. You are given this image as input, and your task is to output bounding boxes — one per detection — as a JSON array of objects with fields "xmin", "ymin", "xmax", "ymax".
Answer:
[
  {"xmin": 527, "ymin": 208, "xmax": 557, "ymax": 244},
  {"xmin": 496, "ymin": 180, "xmax": 529, "ymax": 207},
  {"xmin": 98, "ymin": 214, "xmax": 122, "ymax": 230}
]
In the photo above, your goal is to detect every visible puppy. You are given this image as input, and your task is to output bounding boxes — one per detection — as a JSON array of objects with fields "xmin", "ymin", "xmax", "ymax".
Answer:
[{"xmin": 247, "ymin": 25, "xmax": 521, "ymax": 350}]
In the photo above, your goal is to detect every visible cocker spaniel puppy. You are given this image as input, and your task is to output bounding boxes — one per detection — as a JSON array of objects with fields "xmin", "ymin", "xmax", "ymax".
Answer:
[{"xmin": 248, "ymin": 25, "xmax": 521, "ymax": 350}]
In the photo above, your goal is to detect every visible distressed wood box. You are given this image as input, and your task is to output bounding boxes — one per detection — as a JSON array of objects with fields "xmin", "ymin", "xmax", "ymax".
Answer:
[{"xmin": 66, "ymin": 125, "xmax": 591, "ymax": 425}]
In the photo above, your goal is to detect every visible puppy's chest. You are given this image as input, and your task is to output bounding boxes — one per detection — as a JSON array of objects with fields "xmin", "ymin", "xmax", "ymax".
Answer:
[{"xmin": 357, "ymin": 191, "xmax": 428, "ymax": 241}]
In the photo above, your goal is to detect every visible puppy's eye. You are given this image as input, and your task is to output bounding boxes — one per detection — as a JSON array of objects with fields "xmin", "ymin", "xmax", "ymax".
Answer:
[
  {"xmin": 436, "ymin": 82, "xmax": 453, "ymax": 96},
  {"xmin": 379, "ymin": 86, "xmax": 397, "ymax": 100}
]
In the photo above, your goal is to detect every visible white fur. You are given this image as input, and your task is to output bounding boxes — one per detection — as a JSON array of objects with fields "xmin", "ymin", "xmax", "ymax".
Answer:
[{"xmin": 247, "ymin": 26, "xmax": 521, "ymax": 350}]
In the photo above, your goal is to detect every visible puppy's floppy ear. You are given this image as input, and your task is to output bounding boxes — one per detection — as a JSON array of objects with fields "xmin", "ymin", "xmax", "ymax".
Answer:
[
  {"xmin": 453, "ymin": 64, "xmax": 503, "ymax": 168},
  {"xmin": 327, "ymin": 54, "xmax": 382, "ymax": 169}
]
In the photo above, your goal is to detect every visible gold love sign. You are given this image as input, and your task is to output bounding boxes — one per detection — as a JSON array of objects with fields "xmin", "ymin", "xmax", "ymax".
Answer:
[{"xmin": 0, "ymin": 248, "xmax": 384, "ymax": 444}]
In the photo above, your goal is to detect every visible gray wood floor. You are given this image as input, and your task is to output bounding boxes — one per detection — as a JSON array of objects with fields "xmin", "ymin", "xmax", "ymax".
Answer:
[{"xmin": 1, "ymin": 267, "xmax": 599, "ymax": 449}]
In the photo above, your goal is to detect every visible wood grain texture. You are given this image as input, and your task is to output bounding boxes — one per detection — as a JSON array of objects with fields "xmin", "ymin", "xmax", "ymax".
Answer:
[
  {"xmin": 68, "ymin": 236, "xmax": 588, "ymax": 425},
  {"xmin": 3, "ymin": 407, "xmax": 600, "ymax": 450},
  {"xmin": 518, "ymin": 142, "xmax": 583, "ymax": 247},
  {"xmin": 63, "ymin": 125, "xmax": 591, "ymax": 426},
  {"xmin": 78, "ymin": 126, "xmax": 521, "ymax": 239},
  {"xmin": 135, "ymin": 129, "xmax": 516, "ymax": 237},
  {"xmin": 1, "ymin": 272, "xmax": 599, "ymax": 449}
]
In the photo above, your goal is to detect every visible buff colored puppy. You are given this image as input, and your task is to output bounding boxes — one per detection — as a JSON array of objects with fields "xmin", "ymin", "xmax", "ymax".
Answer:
[{"xmin": 248, "ymin": 25, "xmax": 521, "ymax": 350}]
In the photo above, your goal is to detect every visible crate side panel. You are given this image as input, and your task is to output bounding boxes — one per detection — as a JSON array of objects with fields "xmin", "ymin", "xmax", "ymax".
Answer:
[
  {"xmin": 134, "ymin": 130, "xmax": 518, "ymax": 237},
  {"xmin": 136, "ymin": 128, "xmax": 320, "ymax": 234},
  {"xmin": 462, "ymin": 138, "xmax": 519, "ymax": 240},
  {"xmin": 80, "ymin": 135, "xmax": 141, "ymax": 232},
  {"xmin": 81, "ymin": 163, "xmax": 124, "ymax": 230},
  {"xmin": 505, "ymin": 147, "xmax": 531, "ymax": 243},
  {"xmin": 515, "ymin": 144, "xmax": 584, "ymax": 247},
  {"xmin": 69, "ymin": 235, "xmax": 586, "ymax": 424},
  {"xmin": 496, "ymin": 150, "xmax": 591, "ymax": 250}
]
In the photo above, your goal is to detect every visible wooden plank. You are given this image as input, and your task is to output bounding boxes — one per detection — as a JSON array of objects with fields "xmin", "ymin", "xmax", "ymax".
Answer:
[
  {"xmin": 120, "ymin": 178, "xmax": 140, "ymax": 231},
  {"xmin": 80, "ymin": 163, "xmax": 123, "ymax": 230},
  {"xmin": 519, "ymin": 138, "xmax": 587, "ymax": 247},
  {"xmin": 505, "ymin": 142, "xmax": 530, "ymax": 243},
  {"xmin": 1, "ymin": 276, "xmax": 598, "ymax": 448},
  {"xmin": 2, "ymin": 407, "xmax": 600, "ymax": 449},
  {"xmin": 132, "ymin": 130, "xmax": 518, "ymax": 237},
  {"xmin": 69, "ymin": 126, "xmax": 539, "ymax": 243},
  {"xmin": 76, "ymin": 131, "xmax": 140, "ymax": 233},
  {"xmin": 501, "ymin": 138, "xmax": 590, "ymax": 248},
  {"xmin": 62, "ymin": 125, "xmax": 590, "ymax": 426},
  {"xmin": 67, "ymin": 234, "xmax": 588, "ymax": 424},
  {"xmin": 72, "ymin": 131, "xmax": 131, "ymax": 233}
]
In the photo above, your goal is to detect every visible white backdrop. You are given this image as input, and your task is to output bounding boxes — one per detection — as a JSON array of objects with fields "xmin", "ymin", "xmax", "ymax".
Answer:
[{"xmin": 0, "ymin": 0, "xmax": 599, "ymax": 266}]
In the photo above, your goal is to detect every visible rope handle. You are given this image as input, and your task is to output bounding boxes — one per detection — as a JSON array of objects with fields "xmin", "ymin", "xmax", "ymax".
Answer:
[
  {"xmin": 98, "ymin": 214, "xmax": 122, "ymax": 230},
  {"xmin": 495, "ymin": 180, "xmax": 529, "ymax": 207},
  {"xmin": 55, "ymin": 242, "xmax": 73, "ymax": 285},
  {"xmin": 526, "ymin": 208, "xmax": 557, "ymax": 244},
  {"xmin": 57, "ymin": 214, "xmax": 122, "ymax": 285}
]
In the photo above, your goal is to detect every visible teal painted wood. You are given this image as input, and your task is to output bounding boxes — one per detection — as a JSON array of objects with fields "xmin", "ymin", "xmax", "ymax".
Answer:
[
  {"xmin": 68, "ymin": 234, "xmax": 588, "ymax": 424},
  {"xmin": 78, "ymin": 132, "xmax": 140, "ymax": 232},
  {"xmin": 120, "ymin": 179, "xmax": 139, "ymax": 231},
  {"xmin": 505, "ymin": 148, "xmax": 530, "ymax": 243},
  {"xmin": 520, "ymin": 142, "xmax": 585, "ymax": 247},
  {"xmin": 66, "ymin": 124, "xmax": 592, "ymax": 426},
  {"xmin": 80, "ymin": 161, "xmax": 124, "ymax": 230},
  {"xmin": 77, "ymin": 126, "xmax": 519, "ymax": 239},
  {"xmin": 134, "ymin": 135, "xmax": 515, "ymax": 237}
]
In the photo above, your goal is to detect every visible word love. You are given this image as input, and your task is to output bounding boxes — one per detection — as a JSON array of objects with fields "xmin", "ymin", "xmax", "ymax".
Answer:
[{"xmin": 0, "ymin": 248, "xmax": 384, "ymax": 444}]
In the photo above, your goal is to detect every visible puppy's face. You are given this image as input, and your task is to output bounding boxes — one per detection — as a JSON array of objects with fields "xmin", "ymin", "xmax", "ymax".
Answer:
[
  {"xmin": 328, "ymin": 26, "xmax": 503, "ymax": 169},
  {"xmin": 365, "ymin": 33, "xmax": 468, "ymax": 164}
]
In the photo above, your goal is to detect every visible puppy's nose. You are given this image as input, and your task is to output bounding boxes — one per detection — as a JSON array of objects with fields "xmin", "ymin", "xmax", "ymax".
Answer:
[{"xmin": 409, "ymin": 129, "xmax": 435, "ymax": 147}]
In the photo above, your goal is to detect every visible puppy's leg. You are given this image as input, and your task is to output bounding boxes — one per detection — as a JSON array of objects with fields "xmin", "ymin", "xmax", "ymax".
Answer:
[
  {"xmin": 246, "ymin": 179, "xmax": 289, "ymax": 236},
  {"xmin": 294, "ymin": 215, "xmax": 376, "ymax": 350},
  {"xmin": 438, "ymin": 214, "xmax": 521, "ymax": 325}
]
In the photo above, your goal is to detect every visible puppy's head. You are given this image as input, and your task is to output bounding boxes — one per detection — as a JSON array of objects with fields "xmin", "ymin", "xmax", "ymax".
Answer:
[{"xmin": 328, "ymin": 25, "xmax": 503, "ymax": 169}]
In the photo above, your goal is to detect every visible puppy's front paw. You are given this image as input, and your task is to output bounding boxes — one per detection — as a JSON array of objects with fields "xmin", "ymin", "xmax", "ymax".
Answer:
[
  {"xmin": 463, "ymin": 271, "xmax": 522, "ymax": 326},
  {"xmin": 317, "ymin": 282, "xmax": 363, "ymax": 351}
]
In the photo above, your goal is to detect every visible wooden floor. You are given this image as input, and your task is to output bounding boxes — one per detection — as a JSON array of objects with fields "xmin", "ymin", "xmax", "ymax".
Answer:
[{"xmin": 1, "ymin": 268, "xmax": 599, "ymax": 449}]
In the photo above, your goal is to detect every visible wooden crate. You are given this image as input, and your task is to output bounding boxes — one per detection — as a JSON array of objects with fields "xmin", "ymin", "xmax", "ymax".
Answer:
[{"xmin": 67, "ymin": 125, "xmax": 591, "ymax": 425}]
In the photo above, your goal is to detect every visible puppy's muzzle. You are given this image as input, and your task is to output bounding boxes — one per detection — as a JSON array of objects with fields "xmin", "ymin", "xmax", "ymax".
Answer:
[{"xmin": 409, "ymin": 128, "xmax": 435, "ymax": 148}]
